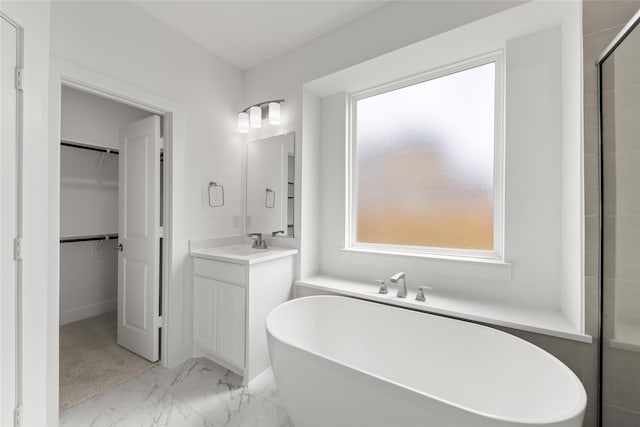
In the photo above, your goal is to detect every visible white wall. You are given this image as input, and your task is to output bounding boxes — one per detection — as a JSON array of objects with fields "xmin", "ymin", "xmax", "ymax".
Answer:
[
  {"xmin": 559, "ymin": 5, "xmax": 584, "ymax": 332},
  {"xmin": 60, "ymin": 146, "xmax": 118, "ymax": 238},
  {"xmin": 0, "ymin": 1, "xmax": 51, "ymax": 425},
  {"xmin": 61, "ymin": 86, "xmax": 154, "ymax": 150},
  {"xmin": 59, "ymin": 240, "xmax": 118, "ymax": 325},
  {"xmin": 59, "ymin": 144, "xmax": 119, "ymax": 324}
]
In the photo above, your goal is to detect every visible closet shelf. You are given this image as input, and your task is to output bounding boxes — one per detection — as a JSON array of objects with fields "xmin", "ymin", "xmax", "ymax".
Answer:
[
  {"xmin": 60, "ymin": 177, "xmax": 118, "ymax": 188},
  {"xmin": 60, "ymin": 234, "xmax": 118, "ymax": 243}
]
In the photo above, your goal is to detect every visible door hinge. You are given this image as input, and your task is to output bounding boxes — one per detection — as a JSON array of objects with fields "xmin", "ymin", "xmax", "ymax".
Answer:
[
  {"xmin": 15, "ymin": 67, "xmax": 23, "ymax": 90},
  {"xmin": 159, "ymin": 138, "xmax": 165, "ymax": 150},
  {"xmin": 14, "ymin": 404, "xmax": 22, "ymax": 427},
  {"xmin": 155, "ymin": 316, "xmax": 165, "ymax": 328},
  {"xmin": 158, "ymin": 226, "xmax": 164, "ymax": 238},
  {"xmin": 14, "ymin": 237, "xmax": 22, "ymax": 261}
]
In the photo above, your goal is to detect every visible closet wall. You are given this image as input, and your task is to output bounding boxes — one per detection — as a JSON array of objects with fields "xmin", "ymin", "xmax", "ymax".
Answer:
[{"xmin": 59, "ymin": 86, "xmax": 153, "ymax": 325}]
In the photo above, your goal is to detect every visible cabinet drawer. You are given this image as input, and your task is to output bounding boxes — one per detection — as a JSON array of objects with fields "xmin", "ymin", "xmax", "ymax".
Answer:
[{"xmin": 194, "ymin": 258, "xmax": 246, "ymax": 286}]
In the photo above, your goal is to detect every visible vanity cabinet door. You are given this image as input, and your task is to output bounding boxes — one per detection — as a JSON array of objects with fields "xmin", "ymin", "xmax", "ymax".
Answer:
[
  {"xmin": 193, "ymin": 276, "xmax": 218, "ymax": 353},
  {"xmin": 216, "ymin": 281, "xmax": 246, "ymax": 368},
  {"xmin": 194, "ymin": 274, "xmax": 246, "ymax": 369}
]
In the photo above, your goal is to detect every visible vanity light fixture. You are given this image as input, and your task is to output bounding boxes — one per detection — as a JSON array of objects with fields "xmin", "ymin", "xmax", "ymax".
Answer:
[{"xmin": 237, "ymin": 99, "xmax": 284, "ymax": 132}]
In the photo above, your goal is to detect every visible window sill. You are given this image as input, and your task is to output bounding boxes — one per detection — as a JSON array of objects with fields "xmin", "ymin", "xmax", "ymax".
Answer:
[
  {"xmin": 340, "ymin": 247, "xmax": 512, "ymax": 280},
  {"xmin": 295, "ymin": 275, "xmax": 592, "ymax": 344}
]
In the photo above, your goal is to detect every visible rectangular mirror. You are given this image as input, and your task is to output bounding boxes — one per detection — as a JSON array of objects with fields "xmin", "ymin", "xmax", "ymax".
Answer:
[{"xmin": 246, "ymin": 132, "xmax": 295, "ymax": 237}]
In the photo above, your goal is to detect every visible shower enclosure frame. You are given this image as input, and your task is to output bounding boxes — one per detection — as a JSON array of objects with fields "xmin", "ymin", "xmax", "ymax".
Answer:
[{"xmin": 596, "ymin": 8, "xmax": 640, "ymax": 427}]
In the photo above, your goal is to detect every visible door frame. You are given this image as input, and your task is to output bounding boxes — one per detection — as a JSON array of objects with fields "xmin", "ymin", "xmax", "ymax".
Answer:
[
  {"xmin": 48, "ymin": 57, "xmax": 187, "ymax": 415},
  {"xmin": 0, "ymin": 11, "xmax": 23, "ymax": 426}
]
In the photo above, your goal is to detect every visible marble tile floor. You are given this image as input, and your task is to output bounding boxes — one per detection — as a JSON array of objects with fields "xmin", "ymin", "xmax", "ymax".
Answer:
[{"xmin": 60, "ymin": 357, "xmax": 292, "ymax": 427}]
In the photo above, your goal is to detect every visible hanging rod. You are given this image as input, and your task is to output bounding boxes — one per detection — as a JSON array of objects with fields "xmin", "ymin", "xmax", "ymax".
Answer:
[
  {"xmin": 60, "ymin": 234, "xmax": 118, "ymax": 243},
  {"xmin": 61, "ymin": 140, "xmax": 119, "ymax": 155}
]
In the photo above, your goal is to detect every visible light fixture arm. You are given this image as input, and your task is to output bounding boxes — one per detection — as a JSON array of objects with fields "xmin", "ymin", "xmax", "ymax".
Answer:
[{"xmin": 238, "ymin": 99, "xmax": 285, "ymax": 114}]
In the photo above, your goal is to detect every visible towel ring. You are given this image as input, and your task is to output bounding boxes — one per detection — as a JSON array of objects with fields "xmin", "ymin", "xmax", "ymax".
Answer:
[
  {"xmin": 265, "ymin": 188, "xmax": 275, "ymax": 208},
  {"xmin": 208, "ymin": 181, "xmax": 224, "ymax": 207}
]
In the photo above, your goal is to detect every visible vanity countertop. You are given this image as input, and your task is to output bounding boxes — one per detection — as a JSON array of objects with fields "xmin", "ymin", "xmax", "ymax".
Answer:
[{"xmin": 190, "ymin": 244, "xmax": 298, "ymax": 265}]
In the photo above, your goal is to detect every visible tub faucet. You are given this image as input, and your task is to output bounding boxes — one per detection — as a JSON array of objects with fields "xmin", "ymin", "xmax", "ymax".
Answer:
[{"xmin": 390, "ymin": 272, "xmax": 407, "ymax": 298}]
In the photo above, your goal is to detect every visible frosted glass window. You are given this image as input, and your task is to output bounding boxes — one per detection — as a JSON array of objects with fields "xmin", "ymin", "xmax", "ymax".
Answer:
[{"xmin": 353, "ymin": 62, "xmax": 497, "ymax": 252}]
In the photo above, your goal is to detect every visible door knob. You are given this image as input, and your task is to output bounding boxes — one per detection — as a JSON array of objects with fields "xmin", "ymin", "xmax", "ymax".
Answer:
[{"xmin": 115, "ymin": 243, "xmax": 123, "ymax": 252}]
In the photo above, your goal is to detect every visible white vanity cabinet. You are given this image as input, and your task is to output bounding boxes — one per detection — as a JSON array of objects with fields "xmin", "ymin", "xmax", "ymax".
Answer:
[{"xmin": 191, "ymin": 245, "xmax": 297, "ymax": 385}]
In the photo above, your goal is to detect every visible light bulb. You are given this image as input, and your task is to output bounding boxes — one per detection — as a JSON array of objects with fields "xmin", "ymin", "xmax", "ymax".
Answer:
[
  {"xmin": 238, "ymin": 112, "xmax": 249, "ymax": 133},
  {"xmin": 268, "ymin": 102, "xmax": 281, "ymax": 125},
  {"xmin": 249, "ymin": 106, "xmax": 262, "ymax": 128}
]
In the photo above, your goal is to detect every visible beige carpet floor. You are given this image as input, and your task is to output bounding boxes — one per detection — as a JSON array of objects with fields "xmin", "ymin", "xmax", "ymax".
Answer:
[{"xmin": 59, "ymin": 311, "xmax": 157, "ymax": 413}]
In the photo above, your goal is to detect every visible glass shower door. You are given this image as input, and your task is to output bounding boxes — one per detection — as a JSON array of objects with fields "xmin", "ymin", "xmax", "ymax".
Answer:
[{"xmin": 598, "ymin": 12, "xmax": 640, "ymax": 426}]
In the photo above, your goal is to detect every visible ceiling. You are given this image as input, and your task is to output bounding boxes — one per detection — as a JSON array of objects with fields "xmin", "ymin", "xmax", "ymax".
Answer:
[{"xmin": 133, "ymin": 1, "xmax": 391, "ymax": 70}]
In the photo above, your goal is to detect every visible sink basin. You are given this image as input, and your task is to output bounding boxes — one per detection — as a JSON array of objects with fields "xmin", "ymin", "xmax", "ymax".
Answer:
[
  {"xmin": 208, "ymin": 245, "xmax": 270, "ymax": 256},
  {"xmin": 191, "ymin": 244, "xmax": 298, "ymax": 265}
]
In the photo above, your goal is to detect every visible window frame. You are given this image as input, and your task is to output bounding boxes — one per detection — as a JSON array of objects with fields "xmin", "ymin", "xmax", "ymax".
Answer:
[{"xmin": 346, "ymin": 51, "xmax": 505, "ymax": 261}]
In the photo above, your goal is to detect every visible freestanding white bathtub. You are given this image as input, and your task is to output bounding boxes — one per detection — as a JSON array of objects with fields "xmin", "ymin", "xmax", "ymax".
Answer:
[{"xmin": 266, "ymin": 296, "xmax": 586, "ymax": 427}]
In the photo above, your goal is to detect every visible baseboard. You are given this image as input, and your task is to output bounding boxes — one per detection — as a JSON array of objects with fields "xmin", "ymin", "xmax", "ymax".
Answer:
[
  {"xmin": 248, "ymin": 366, "xmax": 273, "ymax": 389},
  {"xmin": 60, "ymin": 299, "xmax": 117, "ymax": 325},
  {"xmin": 192, "ymin": 343, "xmax": 245, "ymax": 377}
]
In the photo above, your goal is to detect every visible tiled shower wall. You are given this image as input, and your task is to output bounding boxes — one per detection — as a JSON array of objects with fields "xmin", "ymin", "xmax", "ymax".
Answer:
[
  {"xmin": 585, "ymin": 1, "xmax": 640, "ymax": 425},
  {"xmin": 589, "ymin": 1, "xmax": 640, "ymax": 425},
  {"xmin": 501, "ymin": 3, "xmax": 640, "ymax": 427}
]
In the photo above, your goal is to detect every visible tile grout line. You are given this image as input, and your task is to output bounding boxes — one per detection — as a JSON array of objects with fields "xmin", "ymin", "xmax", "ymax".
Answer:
[
  {"xmin": 583, "ymin": 24, "xmax": 625, "ymax": 39},
  {"xmin": 251, "ymin": 389, "xmax": 287, "ymax": 411},
  {"xmin": 603, "ymin": 402, "xmax": 640, "ymax": 416},
  {"xmin": 162, "ymin": 387, "xmax": 215, "ymax": 426}
]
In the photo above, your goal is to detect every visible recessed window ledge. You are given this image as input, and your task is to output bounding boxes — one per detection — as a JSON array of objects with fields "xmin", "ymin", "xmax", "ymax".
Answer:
[
  {"xmin": 296, "ymin": 275, "xmax": 592, "ymax": 344},
  {"xmin": 341, "ymin": 247, "xmax": 512, "ymax": 281},
  {"xmin": 342, "ymin": 246, "xmax": 510, "ymax": 265}
]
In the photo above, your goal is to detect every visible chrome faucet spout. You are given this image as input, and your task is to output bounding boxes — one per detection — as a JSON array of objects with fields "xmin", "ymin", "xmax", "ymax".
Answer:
[
  {"xmin": 248, "ymin": 233, "xmax": 267, "ymax": 249},
  {"xmin": 390, "ymin": 272, "xmax": 407, "ymax": 298}
]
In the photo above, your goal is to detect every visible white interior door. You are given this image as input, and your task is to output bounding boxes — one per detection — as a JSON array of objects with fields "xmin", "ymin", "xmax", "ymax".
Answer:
[
  {"xmin": 0, "ymin": 14, "xmax": 20, "ymax": 425},
  {"xmin": 117, "ymin": 115, "xmax": 161, "ymax": 362}
]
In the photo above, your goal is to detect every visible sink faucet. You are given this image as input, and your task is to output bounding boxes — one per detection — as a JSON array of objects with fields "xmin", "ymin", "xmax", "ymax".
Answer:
[
  {"xmin": 390, "ymin": 272, "xmax": 407, "ymax": 298},
  {"xmin": 248, "ymin": 233, "xmax": 267, "ymax": 249}
]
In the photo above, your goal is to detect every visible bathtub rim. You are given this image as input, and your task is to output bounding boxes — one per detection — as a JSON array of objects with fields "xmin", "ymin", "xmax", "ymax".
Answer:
[{"xmin": 266, "ymin": 295, "xmax": 587, "ymax": 426}]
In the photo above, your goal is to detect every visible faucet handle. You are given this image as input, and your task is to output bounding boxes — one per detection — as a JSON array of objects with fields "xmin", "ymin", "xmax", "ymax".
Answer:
[
  {"xmin": 373, "ymin": 279, "xmax": 388, "ymax": 294},
  {"xmin": 248, "ymin": 233, "xmax": 265, "ymax": 248},
  {"xmin": 416, "ymin": 286, "xmax": 432, "ymax": 302}
]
